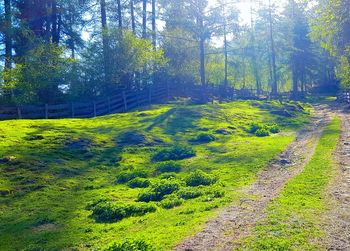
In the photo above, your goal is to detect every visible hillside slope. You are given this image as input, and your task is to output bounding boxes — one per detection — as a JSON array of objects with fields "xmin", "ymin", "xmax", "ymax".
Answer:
[{"xmin": 0, "ymin": 101, "xmax": 310, "ymax": 250}]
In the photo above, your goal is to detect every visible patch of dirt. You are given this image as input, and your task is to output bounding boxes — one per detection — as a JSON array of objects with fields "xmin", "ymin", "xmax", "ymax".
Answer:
[
  {"xmin": 174, "ymin": 105, "xmax": 331, "ymax": 251},
  {"xmin": 323, "ymin": 110, "xmax": 350, "ymax": 250},
  {"xmin": 32, "ymin": 223, "xmax": 59, "ymax": 233}
]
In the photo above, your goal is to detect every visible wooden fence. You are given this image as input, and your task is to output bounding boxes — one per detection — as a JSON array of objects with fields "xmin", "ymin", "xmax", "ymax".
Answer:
[
  {"xmin": 0, "ymin": 85, "xmax": 168, "ymax": 120},
  {"xmin": 338, "ymin": 91, "xmax": 350, "ymax": 104}
]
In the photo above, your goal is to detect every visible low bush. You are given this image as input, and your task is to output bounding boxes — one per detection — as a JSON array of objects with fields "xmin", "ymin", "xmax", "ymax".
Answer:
[
  {"xmin": 160, "ymin": 194, "xmax": 184, "ymax": 209},
  {"xmin": 185, "ymin": 170, "xmax": 217, "ymax": 187},
  {"xmin": 152, "ymin": 145, "xmax": 195, "ymax": 162},
  {"xmin": 90, "ymin": 201, "xmax": 156, "ymax": 223},
  {"xmin": 156, "ymin": 161, "xmax": 181, "ymax": 173},
  {"xmin": 127, "ymin": 178, "xmax": 151, "ymax": 188},
  {"xmin": 255, "ymin": 128, "xmax": 270, "ymax": 137},
  {"xmin": 117, "ymin": 170, "xmax": 148, "ymax": 184},
  {"xmin": 138, "ymin": 179, "xmax": 181, "ymax": 202},
  {"xmin": 106, "ymin": 240, "xmax": 154, "ymax": 251},
  {"xmin": 177, "ymin": 187, "xmax": 203, "ymax": 200},
  {"xmin": 190, "ymin": 133, "xmax": 216, "ymax": 144},
  {"xmin": 248, "ymin": 122, "xmax": 280, "ymax": 137}
]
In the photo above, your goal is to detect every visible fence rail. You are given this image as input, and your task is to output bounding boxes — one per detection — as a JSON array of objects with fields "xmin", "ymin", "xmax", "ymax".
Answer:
[
  {"xmin": 0, "ymin": 84, "xmax": 294, "ymax": 120},
  {"xmin": 338, "ymin": 91, "xmax": 350, "ymax": 104},
  {"xmin": 0, "ymin": 85, "xmax": 169, "ymax": 120}
]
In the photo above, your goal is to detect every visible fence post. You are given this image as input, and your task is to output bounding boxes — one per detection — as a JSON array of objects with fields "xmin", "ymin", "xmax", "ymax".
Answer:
[
  {"xmin": 17, "ymin": 106, "xmax": 22, "ymax": 119},
  {"xmin": 71, "ymin": 103, "xmax": 75, "ymax": 118},
  {"xmin": 107, "ymin": 98, "xmax": 111, "ymax": 113},
  {"xmin": 93, "ymin": 102, "xmax": 97, "ymax": 117},
  {"xmin": 122, "ymin": 91, "xmax": 128, "ymax": 112},
  {"xmin": 45, "ymin": 104, "xmax": 49, "ymax": 119},
  {"xmin": 148, "ymin": 86, "xmax": 152, "ymax": 104},
  {"xmin": 166, "ymin": 83, "xmax": 170, "ymax": 103}
]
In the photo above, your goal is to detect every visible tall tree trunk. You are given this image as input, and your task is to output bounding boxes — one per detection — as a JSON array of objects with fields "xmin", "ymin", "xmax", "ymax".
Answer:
[
  {"xmin": 268, "ymin": 0, "xmax": 278, "ymax": 96},
  {"xmin": 130, "ymin": 0, "xmax": 136, "ymax": 33},
  {"xmin": 4, "ymin": 0, "xmax": 12, "ymax": 71},
  {"xmin": 223, "ymin": 23, "xmax": 228, "ymax": 89},
  {"xmin": 142, "ymin": 0, "xmax": 147, "ymax": 39},
  {"xmin": 52, "ymin": 0, "xmax": 60, "ymax": 43},
  {"xmin": 151, "ymin": 0, "xmax": 156, "ymax": 49},
  {"xmin": 117, "ymin": 0, "xmax": 122, "ymax": 28},
  {"xmin": 198, "ymin": 14, "xmax": 206, "ymax": 87},
  {"xmin": 290, "ymin": 0, "xmax": 299, "ymax": 99},
  {"xmin": 250, "ymin": 0, "xmax": 261, "ymax": 95},
  {"xmin": 100, "ymin": 0, "xmax": 110, "ymax": 88}
]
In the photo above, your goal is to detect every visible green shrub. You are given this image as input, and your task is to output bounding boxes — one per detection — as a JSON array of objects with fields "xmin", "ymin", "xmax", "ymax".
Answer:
[
  {"xmin": 138, "ymin": 179, "xmax": 180, "ymax": 202},
  {"xmin": 152, "ymin": 145, "xmax": 195, "ymax": 162},
  {"xmin": 185, "ymin": 170, "xmax": 217, "ymax": 187},
  {"xmin": 248, "ymin": 122, "xmax": 265, "ymax": 133},
  {"xmin": 255, "ymin": 128, "xmax": 270, "ymax": 137},
  {"xmin": 117, "ymin": 170, "xmax": 148, "ymax": 184},
  {"xmin": 248, "ymin": 122, "xmax": 280, "ymax": 136},
  {"xmin": 106, "ymin": 240, "xmax": 154, "ymax": 251},
  {"xmin": 190, "ymin": 133, "xmax": 216, "ymax": 144},
  {"xmin": 177, "ymin": 187, "xmax": 203, "ymax": 200},
  {"xmin": 160, "ymin": 194, "xmax": 184, "ymax": 209},
  {"xmin": 127, "ymin": 178, "xmax": 151, "ymax": 188},
  {"xmin": 267, "ymin": 123, "xmax": 280, "ymax": 133},
  {"xmin": 90, "ymin": 201, "xmax": 156, "ymax": 223},
  {"xmin": 156, "ymin": 161, "xmax": 181, "ymax": 173}
]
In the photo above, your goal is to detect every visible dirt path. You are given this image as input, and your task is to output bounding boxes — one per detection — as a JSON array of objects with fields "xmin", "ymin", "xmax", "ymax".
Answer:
[
  {"xmin": 323, "ymin": 108, "xmax": 350, "ymax": 250},
  {"xmin": 175, "ymin": 105, "xmax": 332, "ymax": 251}
]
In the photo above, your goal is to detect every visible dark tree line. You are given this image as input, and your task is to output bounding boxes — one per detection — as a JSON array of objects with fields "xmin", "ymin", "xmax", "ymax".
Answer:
[{"xmin": 0, "ymin": 0, "xmax": 347, "ymax": 105}]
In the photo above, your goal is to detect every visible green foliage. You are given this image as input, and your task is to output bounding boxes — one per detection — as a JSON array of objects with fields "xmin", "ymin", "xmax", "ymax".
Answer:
[
  {"xmin": 127, "ymin": 178, "xmax": 151, "ymax": 189},
  {"xmin": 138, "ymin": 179, "xmax": 181, "ymax": 202},
  {"xmin": 90, "ymin": 201, "xmax": 156, "ymax": 223},
  {"xmin": 255, "ymin": 128, "xmax": 270, "ymax": 137},
  {"xmin": 190, "ymin": 133, "xmax": 216, "ymax": 144},
  {"xmin": 160, "ymin": 194, "xmax": 184, "ymax": 209},
  {"xmin": 106, "ymin": 240, "xmax": 154, "ymax": 251},
  {"xmin": 117, "ymin": 170, "xmax": 148, "ymax": 184},
  {"xmin": 184, "ymin": 170, "xmax": 217, "ymax": 187},
  {"xmin": 152, "ymin": 145, "xmax": 195, "ymax": 162},
  {"xmin": 156, "ymin": 161, "xmax": 182, "ymax": 173},
  {"xmin": 248, "ymin": 122, "xmax": 280, "ymax": 137},
  {"xmin": 177, "ymin": 187, "xmax": 203, "ymax": 200},
  {"xmin": 2, "ymin": 43, "xmax": 75, "ymax": 104}
]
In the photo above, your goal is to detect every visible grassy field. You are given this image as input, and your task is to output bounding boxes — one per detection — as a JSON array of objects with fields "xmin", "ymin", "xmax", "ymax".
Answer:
[
  {"xmin": 240, "ymin": 117, "xmax": 341, "ymax": 250},
  {"xmin": 0, "ymin": 100, "xmax": 310, "ymax": 250}
]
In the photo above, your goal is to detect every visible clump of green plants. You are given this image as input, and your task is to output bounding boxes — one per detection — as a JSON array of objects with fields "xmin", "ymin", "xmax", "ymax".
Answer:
[
  {"xmin": 105, "ymin": 240, "xmax": 154, "ymax": 251},
  {"xmin": 89, "ymin": 201, "xmax": 156, "ymax": 223},
  {"xmin": 160, "ymin": 194, "xmax": 184, "ymax": 209},
  {"xmin": 127, "ymin": 178, "xmax": 151, "ymax": 188},
  {"xmin": 255, "ymin": 128, "xmax": 270, "ymax": 137},
  {"xmin": 156, "ymin": 161, "xmax": 181, "ymax": 173},
  {"xmin": 184, "ymin": 170, "xmax": 217, "ymax": 187},
  {"xmin": 189, "ymin": 133, "xmax": 216, "ymax": 144},
  {"xmin": 247, "ymin": 122, "xmax": 280, "ymax": 137},
  {"xmin": 138, "ymin": 179, "xmax": 181, "ymax": 202},
  {"xmin": 152, "ymin": 145, "xmax": 195, "ymax": 162},
  {"xmin": 177, "ymin": 187, "xmax": 203, "ymax": 200},
  {"xmin": 116, "ymin": 170, "xmax": 148, "ymax": 184}
]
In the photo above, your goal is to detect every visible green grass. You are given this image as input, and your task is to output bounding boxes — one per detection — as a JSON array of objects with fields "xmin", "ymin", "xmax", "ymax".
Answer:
[
  {"xmin": 240, "ymin": 117, "xmax": 341, "ymax": 251},
  {"xmin": 0, "ymin": 100, "xmax": 310, "ymax": 250}
]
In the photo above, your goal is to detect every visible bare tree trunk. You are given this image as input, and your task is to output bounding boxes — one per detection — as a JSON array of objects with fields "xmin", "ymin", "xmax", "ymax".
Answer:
[
  {"xmin": 100, "ymin": 0, "xmax": 110, "ymax": 87},
  {"xmin": 198, "ymin": 14, "xmax": 206, "ymax": 87},
  {"xmin": 52, "ymin": 0, "xmax": 60, "ymax": 44},
  {"xmin": 151, "ymin": 0, "xmax": 156, "ymax": 49},
  {"xmin": 269, "ymin": 0, "xmax": 278, "ymax": 96},
  {"xmin": 130, "ymin": 0, "xmax": 136, "ymax": 33},
  {"xmin": 142, "ymin": 0, "xmax": 147, "ymax": 39},
  {"xmin": 117, "ymin": 0, "xmax": 122, "ymax": 28},
  {"xmin": 4, "ymin": 0, "xmax": 12, "ymax": 72}
]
